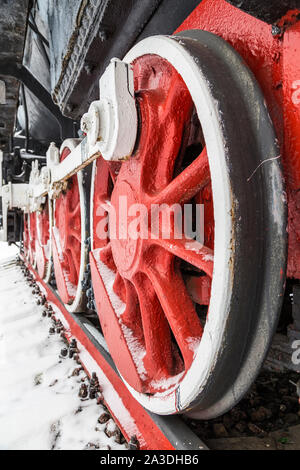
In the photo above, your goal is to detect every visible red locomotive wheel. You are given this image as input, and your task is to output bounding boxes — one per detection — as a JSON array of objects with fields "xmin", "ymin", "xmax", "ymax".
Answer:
[
  {"xmin": 23, "ymin": 213, "xmax": 30, "ymax": 260},
  {"xmin": 52, "ymin": 142, "xmax": 88, "ymax": 311},
  {"xmin": 28, "ymin": 212, "xmax": 37, "ymax": 268},
  {"xmin": 35, "ymin": 199, "xmax": 52, "ymax": 281},
  {"xmin": 90, "ymin": 31, "xmax": 287, "ymax": 417}
]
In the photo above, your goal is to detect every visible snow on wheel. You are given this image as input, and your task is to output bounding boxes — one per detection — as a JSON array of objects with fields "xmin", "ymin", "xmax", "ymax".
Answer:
[
  {"xmin": 90, "ymin": 31, "xmax": 287, "ymax": 418},
  {"xmin": 35, "ymin": 198, "xmax": 52, "ymax": 282},
  {"xmin": 52, "ymin": 142, "xmax": 88, "ymax": 312}
]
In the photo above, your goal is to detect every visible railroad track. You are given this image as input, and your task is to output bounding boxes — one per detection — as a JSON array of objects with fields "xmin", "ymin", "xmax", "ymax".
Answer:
[
  {"xmin": 16, "ymin": 255, "xmax": 207, "ymax": 451},
  {"xmin": 2, "ymin": 254, "xmax": 299, "ymax": 450}
]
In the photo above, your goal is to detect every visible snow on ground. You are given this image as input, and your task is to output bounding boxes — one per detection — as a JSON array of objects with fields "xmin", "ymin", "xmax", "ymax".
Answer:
[
  {"xmin": 0, "ymin": 241, "xmax": 18, "ymax": 262},
  {"xmin": 0, "ymin": 244, "xmax": 127, "ymax": 450}
]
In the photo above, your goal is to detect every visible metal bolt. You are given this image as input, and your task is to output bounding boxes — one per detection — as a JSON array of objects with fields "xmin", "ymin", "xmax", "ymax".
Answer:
[
  {"xmin": 79, "ymin": 383, "xmax": 88, "ymax": 399},
  {"xmin": 65, "ymin": 103, "xmax": 74, "ymax": 114},
  {"xmin": 69, "ymin": 338, "xmax": 78, "ymax": 358},
  {"xmin": 114, "ymin": 429, "xmax": 123, "ymax": 444},
  {"xmin": 73, "ymin": 353, "xmax": 80, "ymax": 363},
  {"xmin": 87, "ymin": 288, "xmax": 93, "ymax": 299},
  {"xmin": 84, "ymin": 64, "xmax": 93, "ymax": 75},
  {"xmin": 72, "ymin": 367, "xmax": 83, "ymax": 376},
  {"xmin": 128, "ymin": 435, "xmax": 140, "ymax": 450},
  {"xmin": 60, "ymin": 348, "xmax": 68, "ymax": 357},
  {"xmin": 96, "ymin": 393, "xmax": 104, "ymax": 405},
  {"xmin": 80, "ymin": 114, "xmax": 92, "ymax": 133},
  {"xmin": 98, "ymin": 413, "xmax": 110, "ymax": 424},
  {"xmin": 271, "ymin": 25, "xmax": 282, "ymax": 36},
  {"xmin": 98, "ymin": 30, "xmax": 108, "ymax": 41}
]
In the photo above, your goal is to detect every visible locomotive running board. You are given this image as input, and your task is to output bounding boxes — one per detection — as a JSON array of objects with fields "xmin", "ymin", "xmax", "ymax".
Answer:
[{"xmin": 21, "ymin": 254, "xmax": 207, "ymax": 451}]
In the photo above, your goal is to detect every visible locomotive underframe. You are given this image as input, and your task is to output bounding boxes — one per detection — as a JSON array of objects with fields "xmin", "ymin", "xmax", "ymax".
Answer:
[{"xmin": 0, "ymin": 0, "xmax": 300, "ymax": 446}]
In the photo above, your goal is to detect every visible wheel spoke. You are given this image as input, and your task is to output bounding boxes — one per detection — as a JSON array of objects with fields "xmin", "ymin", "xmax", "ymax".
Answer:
[
  {"xmin": 144, "ymin": 261, "xmax": 203, "ymax": 368},
  {"xmin": 121, "ymin": 279, "xmax": 143, "ymax": 333},
  {"xmin": 133, "ymin": 273, "xmax": 175, "ymax": 378},
  {"xmin": 69, "ymin": 227, "xmax": 81, "ymax": 243},
  {"xmin": 68, "ymin": 202, "xmax": 80, "ymax": 219},
  {"xmin": 185, "ymin": 274, "xmax": 211, "ymax": 305},
  {"xmin": 113, "ymin": 272, "xmax": 126, "ymax": 303},
  {"xmin": 151, "ymin": 237, "xmax": 214, "ymax": 277},
  {"xmin": 149, "ymin": 147, "xmax": 209, "ymax": 206},
  {"xmin": 108, "ymin": 162, "xmax": 121, "ymax": 184},
  {"xmin": 99, "ymin": 243, "xmax": 116, "ymax": 272},
  {"xmin": 137, "ymin": 61, "xmax": 194, "ymax": 194},
  {"xmin": 65, "ymin": 249, "xmax": 77, "ymax": 286},
  {"xmin": 68, "ymin": 242, "xmax": 80, "ymax": 280}
]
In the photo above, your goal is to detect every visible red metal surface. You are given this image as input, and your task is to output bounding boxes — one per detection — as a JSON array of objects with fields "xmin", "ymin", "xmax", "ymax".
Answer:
[
  {"xmin": 91, "ymin": 55, "xmax": 214, "ymax": 395},
  {"xmin": 35, "ymin": 202, "xmax": 50, "ymax": 279},
  {"xmin": 29, "ymin": 212, "xmax": 36, "ymax": 266},
  {"xmin": 175, "ymin": 0, "xmax": 300, "ymax": 277},
  {"xmin": 22, "ymin": 255, "xmax": 174, "ymax": 451},
  {"xmin": 23, "ymin": 213, "xmax": 30, "ymax": 259},
  {"xmin": 283, "ymin": 21, "xmax": 300, "ymax": 278},
  {"xmin": 52, "ymin": 148, "xmax": 82, "ymax": 303}
]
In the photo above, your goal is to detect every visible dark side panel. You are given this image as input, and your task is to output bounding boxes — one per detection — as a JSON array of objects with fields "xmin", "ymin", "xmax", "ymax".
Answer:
[
  {"xmin": 44, "ymin": 0, "xmax": 201, "ymax": 119},
  {"xmin": 0, "ymin": 0, "xmax": 29, "ymax": 151}
]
